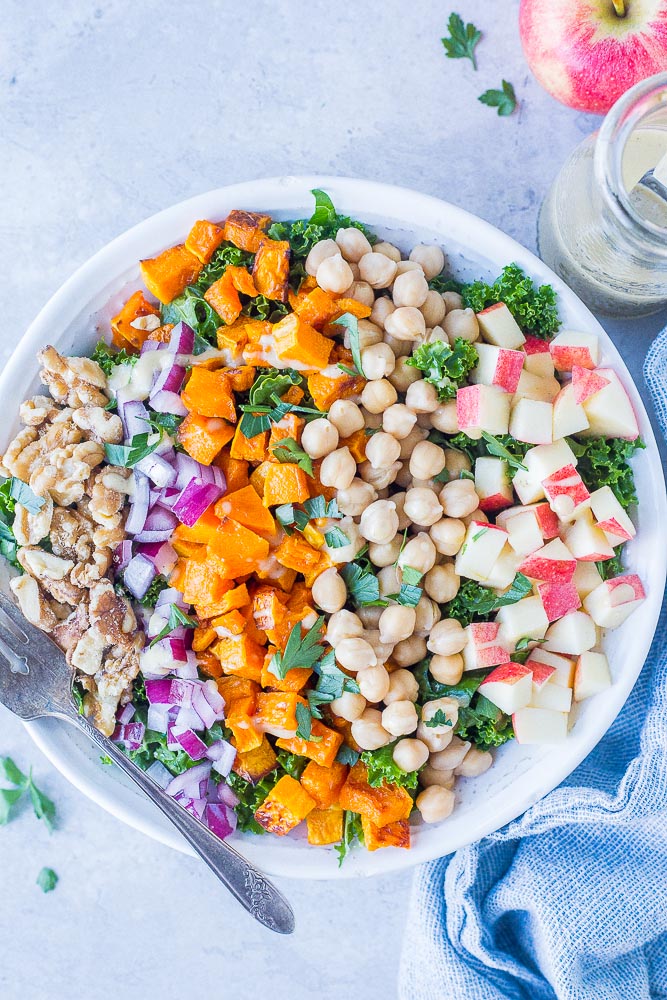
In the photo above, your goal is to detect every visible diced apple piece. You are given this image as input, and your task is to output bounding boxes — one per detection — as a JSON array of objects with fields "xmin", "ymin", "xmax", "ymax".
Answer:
[
  {"xmin": 533, "ymin": 502, "xmax": 560, "ymax": 539},
  {"xmin": 543, "ymin": 611, "xmax": 596, "ymax": 655},
  {"xmin": 579, "ymin": 369, "xmax": 640, "ymax": 441},
  {"xmin": 529, "ymin": 682, "xmax": 573, "ymax": 712},
  {"xmin": 523, "ymin": 336, "xmax": 555, "ymax": 378},
  {"xmin": 530, "ymin": 660, "xmax": 556, "ymax": 691},
  {"xmin": 589, "ymin": 486, "xmax": 636, "ymax": 546},
  {"xmin": 524, "ymin": 440, "xmax": 579, "ymax": 482},
  {"xmin": 563, "ymin": 509, "xmax": 615, "ymax": 562},
  {"xmin": 572, "ymin": 560, "xmax": 603, "ymax": 600},
  {"xmin": 456, "ymin": 384, "xmax": 511, "ymax": 436},
  {"xmin": 483, "ymin": 547, "xmax": 521, "ymax": 590},
  {"xmin": 474, "ymin": 456, "xmax": 513, "ymax": 513},
  {"xmin": 476, "ymin": 302, "xmax": 525, "ymax": 350},
  {"xmin": 582, "ymin": 574, "xmax": 645, "ymax": 628},
  {"xmin": 512, "ymin": 707, "xmax": 568, "ymax": 744},
  {"xmin": 462, "ymin": 622, "xmax": 511, "ymax": 672},
  {"xmin": 542, "ymin": 464, "xmax": 590, "ymax": 520},
  {"xmin": 470, "ymin": 343, "xmax": 524, "ymax": 393},
  {"xmin": 549, "ymin": 330, "xmax": 600, "ymax": 372},
  {"xmin": 552, "ymin": 383, "xmax": 590, "ymax": 439},
  {"xmin": 527, "ymin": 647, "xmax": 575, "ymax": 687},
  {"xmin": 538, "ymin": 582, "xmax": 581, "ymax": 622},
  {"xmin": 573, "ymin": 651, "xmax": 612, "ymax": 702},
  {"xmin": 503, "ymin": 509, "xmax": 544, "ymax": 557},
  {"xmin": 519, "ymin": 538, "xmax": 577, "ymax": 584},
  {"xmin": 496, "ymin": 596, "xmax": 549, "ymax": 646},
  {"xmin": 509, "ymin": 398, "xmax": 553, "ymax": 445},
  {"xmin": 571, "ymin": 365, "xmax": 611, "ymax": 404},
  {"xmin": 478, "ymin": 662, "xmax": 533, "ymax": 714},
  {"xmin": 513, "ymin": 370, "xmax": 561, "ymax": 403},
  {"xmin": 512, "ymin": 469, "xmax": 545, "ymax": 506},
  {"xmin": 454, "ymin": 521, "xmax": 509, "ymax": 583}
]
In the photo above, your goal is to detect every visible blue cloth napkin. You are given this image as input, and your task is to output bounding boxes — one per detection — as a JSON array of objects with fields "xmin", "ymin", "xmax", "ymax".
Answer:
[{"xmin": 399, "ymin": 330, "xmax": 667, "ymax": 1000}]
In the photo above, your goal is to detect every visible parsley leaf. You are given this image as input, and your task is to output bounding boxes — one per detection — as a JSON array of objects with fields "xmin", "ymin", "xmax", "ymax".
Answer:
[
  {"xmin": 443, "ymin": 573, "xmax": 532, "ymax": 627},
  {"xmin": 335, "ymin": 810, "xmax": 365, "ymax": 867},
  {"xmin": 340, "ymin": 561, "xmax": 387, "ymax": 608},
  {"xmin": 91, "ymin": 340, "xmax": 139, "ymax": 376},
  {"xmin": 268, "ymin": 616, "xmax": 326, "ymax": 679},
  {"xmin": 149, "ymin": 604, "xmax": 198, "ymax": 647},
  {"xmin": 309, "ymin": 188, "xmax": 337, "ymax": 225},
  {"xmin": 104, "ymin": 432, "xmax": 163, "ymax": 468},
  {"xmin": 324, "ymin": 527, "xmax": 350, "ymax": 548},
  {"xmin": 0, "ymin": 758, "xmax": 56, "ymax": 831},
  {"xmin": 441, "ymin": 12, "xmax": 482, "ymax": 70},
  {"xmin": 36, "ymin": 867, "xmax": 58, "ymax": 893},
  {"xmin": 148, "ymin": 412, "xmax": 184, "ymax": 436},
  {"xmin": 7, "ymin": 478, "xmax": 45, "ymax": 515},
  {"xmin": 567, "ymin": 436, "xmax": 643, "ymax": 510},
  {"xmin": 138, "ymin": 574, "xmax": 169, "ymax": 609},
  {"xmin": 304, "ymin": 495, "xmax": 342, "ymax": 519},
  {"xmin": 239, "ymin": 370, "xmax": 306, "ymax": 437},
  {"xmin": 479, "ymin": 79, "xmax": 517, "ymax": 117},
  {"xmin": 462, "ymin": 263, "xmax": 560, "ymax": 340},
  {"xmin": 407, "ymin": 338, "xmax": 478, "ymax": 400},
  {"xmin": 336, "ymin": 745, "xmax": 360, "ymax": 766},
  {"xmin": 271, "ymin": 437, "xmax": 314, "ymax": 476},
  {"xmin": 295, "ymin": 701, "xmax": 321, "ymax": 742},
  {"xmin": 424, "ymin": 709, "xmax": 454, "ymax": 729},
  {"xmin": 361, "ymin": 741, "xmax": 421, "ymax": 790},
  {"xmin": 333, "ymin": 313, "xmax": 365, "ymax": 377},
  {"xmin": 481, "ymin": 432, "xmax": 529, "ymax": 471}
]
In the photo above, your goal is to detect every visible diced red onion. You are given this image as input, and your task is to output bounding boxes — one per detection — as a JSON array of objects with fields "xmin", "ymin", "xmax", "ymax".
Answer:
[
  {"xmin": 136, "ymin": 540, "xmax": 162, "ymax": 559},
  {"xmin": 133, "ymin": 528, "xmax": 174, "ymax": 543},
  {"xmin": 149, "ymin": 389, "xmax": 188, "ymax": 415},
  {"xmin": 155, "ymin": 587, "xmax": 186, "ymax": 609},
  {"xmin": 166, "ymin": 762, "xmax": 212, "ymax": 799},
  {"xmin": 150, "ymin": 635, "xmax": 188, "ymax": 662},
  {"xmin": 152, "ymin": 359, "xmax": 186, "ymax": 396},
  {"xmin": 172, "ymin": 478, "xmax": 225, "ymax": 527},
  {"xmin": 173, "ymin": 728, "xmax": 209, "ymax": 761},
  {"xmin": 116, "ymin": 703, "xmax": 136, "ymax": 725},
  {"xmin": 210, "ymin": 466, "xmax": 226, "ymax": 490},
  {"xmin": 171, "ymin": 659, "xmax": 199, "ymax": 681},
  {"xmin": 205, "ymin": 802, "xmax": 236, "ymax": 839},
  {"xmin": 154, "ymin": 541, "xmax": 178, "ymax": 576},
  {"xmin": 134, "ymin": 452, "xmax": 177, "ymax": 489},
  {"xmin": 112, "ymin": 722, "xmax": 145, "ymax": 751},
  {"xmin": 175, "ymin": 705, "xmax": 204, "ymax": 732},
  {"xmin": 140, "ymin": 339, "xmax": 162, "ymax": 355},
  {"xmin": 154, "ymin": 436, "xmax": 176, "ymax": 460},
  {"xmin": 119, "ymin": 398, "xmax": 151, "ymax": 440},
  {"xmin": 123, "ymin": 553, "xmax": 156, "ymax": 599},
  {"xmin": 145, "ymin": 678, "xmax": 194, "ymax": 707},
  {"xmin": 184, "ymin": 798, "xmax": 208, "ymax": 821},
  {"xmin": 156, "ymin": 487, "xmax": 180, "ymax": 509},
  {"xmin": 166, "ymin": 321, "xmax": 195, "ymax": 355},
  {"xmin": 146, "ymin": 703, "xmax": 172, "ymax": 734},
  {"xmin": 114, "ymin": 540, "xmax": 134, "ymax": 573},
  {"xmin": 203, "ymin": 679, "xmax": 225, "ymax": 714},
  {"xmin": 126, "ymin": 471, "xmax": 150, "ymax": 535},
  {"xmin": 174, "ymin": 453, "xmax": 201, "ymax": 490},
  {"xmin": 191, "ymin": 684, "xmax": 223, "ymax": 730},
  {"xmin": 146, "ymin": 760, "xmax": 172, "ymax": 789},
  {"xmin": 217, "ymin": 782, "xmax": 240, "ymax": 808},
  {"xmin": 207, "ymin": 740, "xmax": 236, "ymax": 778}
]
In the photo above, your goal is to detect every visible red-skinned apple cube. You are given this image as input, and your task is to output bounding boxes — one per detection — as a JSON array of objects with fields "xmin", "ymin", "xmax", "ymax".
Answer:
[
  {"xmin": 572, "ymin": 560, "xmax": 603, "ymax": 600},
  {"xmin": 571, "ymin": 365, "xmax": 611, "ymax": 405},
  {"xmin": 549, "ymin": 331, "xmax": 599, "ymax": 372},
  {"xmin": 510, "ymin": 398, "xmax": 554, "ymax": 445},
  {"xmin": 544, "ymin": 611, "xmax": 596, "ymax": 655},
  {"xmin": 478, "ymin": 662, "xmax": 533, "ymax": 714},
  {"xmin": 456, "ymin": 384, "xmax": 511, "ymax": 436},
  {"xmin": 564, "ymin": 509, "xmax": 615, "ymax": 562},
  {"xmin": 533, "ymin": 502, "xmax": 560, "ymax": 539},
  {"xmin": 504, "ymin": 509, "xmax": 544, "ymax": 557},
  {"xmin": 580, "ymin": 369, "xmax": 639, "ymax": 441},
  {"xmin": 528, "ymin": 648, "xmax": 575, "ymax": 687},
  {"xmin": 483, "ymin": 547, "xmax": 521, "ymax": 590},
  {"xmin": 583, "ymin": 574, "xmax": 645, "ymax": 629},
  {"xmin": 512, "ymin": 469, "xmax": 545, "ymax": 506},
  {"xmin": 513, "ymin": 370, "xmax": 561, "ymax": 403},
  {"xmin": 589, "ymin": 486, "xmax": 636, "ymax": 546},
  {"xmin": 523, "ymin": 336, "xmax": 555, "ymax": 378},
  {"xmin": 496, "ymin": 596, "xmax": 549, "ymax": 646},
  {"xmin": 512, "ymin": 707, "xmax": 568, "ymax": 745},
  {"xmin": 471, "ymin": 343, "xmax": 525, "ymax": 393},
  {"xmin": 553, "ymin": 383, "xmax": 590, "ymax": 439},
  {"xmin": 530, "ymin": 660, "xmax": 557, "ymax": 691},
  {"xmin": 529, "ymin": 682, "xmax": 573, "ymax": 712},
  {"xmin": 524, "ymin": 440, "xmax": 578, "ymax": 482},
  {"xmin": 454, "ymin": 521, "xmax": 509, "ymax": 582},
  {"xmin": 462, "ymin": 622, "xmax": 511, "ymax": 672},
  {"xmin": 519, "ymin": 538, "xmax": 577, "ymax": 584},
  {"xmin": 542, "ymin": 464, "xmax": 590, "ymax": 519},
  {"xmin": 474, "ymin": 456, "xmax": 514, "ymax": 513},
  {"xmin": 476, "ymin": 302, "xmax": 525, "ymax": 350},
  {"xmin": 537, "ymin": 581, "xmax": 581, "ymax": 622},
  {"xmin": 573, "ymin": 651, "xmax": 611, "ymax": 702}
]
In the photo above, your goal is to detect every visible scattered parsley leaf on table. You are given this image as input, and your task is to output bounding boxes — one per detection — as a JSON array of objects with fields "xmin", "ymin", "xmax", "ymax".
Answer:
[
  {"xmin": 479, "ymin": 80, "xmax": 517, "ymax": 117},
  {"xmin": 0, "ymin": 757, "xmax": 56, "ymax": 831},
  {"xmin": 36, "ymin": 868, "xmax": 58, "ymax": 893},
  {"xmin": 442, "ymin": 12, "xmax": 482, "ymax": 70}
]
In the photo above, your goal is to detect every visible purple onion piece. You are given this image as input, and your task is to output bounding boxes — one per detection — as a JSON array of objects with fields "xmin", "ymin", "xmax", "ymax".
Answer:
[
  {"xmin": 116, "ymin": 703, "xmax": 136, "ymax": 725},
  {"xmin": 134, "ymin": 452, "xmax": 177, "ymax": 489},
  {"xmin": 173, "ymin": 728, "xmax": 209, "ymax": 761},
  {"xmin": 113, "ymin": 540, "xmax": 133, "ymax": 573},
  {"xmin": 126, "ymin": 471, "xmax": 150, "ymax": 535},
  {"xmin": 172, "ymin": 478, "xmax": 225, "ymax": 527},
  {"xmin": 123, "ymin": 553, "xmax": 156, "ymax": 599},
  {"xmin": 205, "ymin": 802, "xmax": 236, "ymax": 840},
  {"xmin": 165, "ymin": 762, "xmax": 212, "ymax": 799},
  {"xmin": 167, "ymin": 321, "xmax": 195, "ymax": 355},
  {"xmin": 207, "ymin": 740, "xmax": 236, "ymax": 778},
  {"xmin": 150, "ymin": 389, "xmax": 188, "ymax": 415},
  {"xmin": 140, "ymin": 339, "xmax": 162, "ymax": 355}
]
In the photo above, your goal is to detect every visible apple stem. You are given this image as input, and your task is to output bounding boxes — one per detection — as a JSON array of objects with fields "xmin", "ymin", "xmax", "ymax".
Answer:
[{"xmin": 611, "ymin": 0, "xmax": 627, "ymax": 15}]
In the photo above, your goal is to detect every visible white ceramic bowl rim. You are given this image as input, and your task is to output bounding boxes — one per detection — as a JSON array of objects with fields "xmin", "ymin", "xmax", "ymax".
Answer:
[{"xmin": 3, "ymin": 175, "xmax": 665, "ymax": 879}]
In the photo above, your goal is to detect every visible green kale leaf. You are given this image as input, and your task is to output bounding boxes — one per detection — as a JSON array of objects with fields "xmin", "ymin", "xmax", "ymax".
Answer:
[
  {"xmin": 407, "ymin": 338, "xmax": 479, "ymax": 400},
  {"xmin": 91, "ymin": 340, "xmax": 139, "ymax": 376},
  {"xmin": 567, "ymin": 436, "xmax": 644, "ymax": 510},
  {"xmin": 442, "ymin": 574, "xmax": 532, "ymax": 628},
  {"xmin": 462, "ymin": 263, "xmax": 560, "ymax": 339},
  {"xmin": 360, "ymin": 741, "xmax": 421, "ymax": 790}
]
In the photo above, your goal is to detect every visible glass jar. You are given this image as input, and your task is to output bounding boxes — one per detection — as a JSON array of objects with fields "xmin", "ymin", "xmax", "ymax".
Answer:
[{"xmin": 538, "ymin": 72, "xmax": 667, "ymax": 317}]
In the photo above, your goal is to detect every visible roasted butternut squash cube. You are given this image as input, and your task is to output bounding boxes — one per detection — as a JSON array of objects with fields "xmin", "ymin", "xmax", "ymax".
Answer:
[
  {"xmin": 181, "ymin": 559, "xmax": 231, "ymax": 608},
  {"xmin": 222, "ymin": 210, "xmax": 271, "ymax": 253},
  {"xmin": 207, "ymin": 518, "xmax": 269, "ymax": 575},
  {"xmin": 260, "ymin": 648, "xmax": 312, "ymax": 694},
  {"xmin": 254, "ymin": 775, "xmax": 316, "ymax": 836},
  {"xmin": 252, "ymin": 238, "xmax": 291, "ymax": 303},
  {"xmin": 172, "ymin": 506, "xmax": 221, "ymax": 545},
  {"xmin": 223, "ymin": 365, "xmax": 256, "ymax": 392},
  {"xmin": 216, "ymin": 675, "xmax": 260, "ymax": 713},
  {"xmin": 276, "ymin": 721, "xmax": 344, "ymax": 768},
  {"xmin": 216, "ymin": 320, "xmax": 249, "ymax": 357},
  {"xmin": 300, "ymin": 760, "xmax": 348, "ymax": 808},
  {"xmin": 341, "ymin": 428, "xmax": 367, "ymax": 464},
  {"xmin": 263, "ymin": 463, "xmax": 310, "ymax": 507},
  {"xmin": 329, "ymin": 298, "xmax": 373, "ymax": 321},
  {"xmin": 307, "ymin": 806, "xmax": 344, "ymax": 846},
  {"xmin": 268, "ymin": 413, "xmax": 305, "ymax": 455},
  {"xmin": 181, "ymin": 367, "xmax": 237, "ymax": 422},
  {"xmin": 209, "ymin": 583, "xmax": 250, "ymax": 620},
  {"xmin": 292, "ymin": 286, "xmax": 340, "ymax": 328},
  {"xmin": 307, "ymin": 370, "xmax": 366, "ymax": 412},
  {"xmin": 254, "ymin": 691, "xmax": 301, "ymax": 736},
  {"xmin": 274, "ymin": 533, "xmax": 322, "ymax": 572},
  {"xmin": 140, "ymin": 244, "xmax": 202, "ymax": 304},
  {"xmin": 192, "ymin": 625, "xmax": 217, "ymax": 653},
  {"xmin": 227, "ymin": 712, "xmax": 263, "ymax": 753},
  {"xmin": 211, "ymin": 633, "xmax": 265, "ymax": 683},
  {"xmin": 111, "ymin": 291, "xmax": 160, "ymax": 350},
  {"xmin": 230, "ymin": 424, "xmax": 268, "ymax": 463},
  {"xmin": 212, "ymin": 609, "xmax": 246, "ymax": 636},
  {"xmin": 272, "ymin": 313, "xmax": 333, "ymax": 371},
  {"xmin": 178, "ymin": 412, "xmax": 235, "ymax": 465},
  {"xmin": 197, "ymin": 649, "xmax": 223, "ymax": 678},
  {"xmin": 185, "ymin": 219, "xmax": 226, "ymax": 263},
  {"xmin": 361, "ymin": 816, "xmax": 411, "ymax": 851},
  {"xmin": 339, "ymin": 762, "xmax": 413, "ymax": 827},
  {"xmin": 215, "ymin": 484, "xmax": 276, "ymax": 538},
  {"xmin": 214, "ymin": 449, "xmax": 249, "ymax": 492},
  {"xmin": 232, "ymin": 736, "xmax": 277, "ymax": 784}
]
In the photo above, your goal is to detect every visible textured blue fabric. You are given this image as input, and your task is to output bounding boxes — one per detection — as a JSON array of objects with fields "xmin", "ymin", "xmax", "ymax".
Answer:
[{"xmin": 399, "ymin": 330, "xmax": 667, "ymax": 1000}]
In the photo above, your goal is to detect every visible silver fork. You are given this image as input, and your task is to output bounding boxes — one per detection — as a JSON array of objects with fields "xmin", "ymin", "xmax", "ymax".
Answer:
[{"xmin": 0, "ymin": 591, "xmax": 294, "ymax": 934}]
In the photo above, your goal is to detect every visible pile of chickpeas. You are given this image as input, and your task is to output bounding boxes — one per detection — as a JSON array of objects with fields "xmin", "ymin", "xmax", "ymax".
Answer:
[{"xmin": 298, "ymin": 228, "xmax": 494, "ymax": 828}]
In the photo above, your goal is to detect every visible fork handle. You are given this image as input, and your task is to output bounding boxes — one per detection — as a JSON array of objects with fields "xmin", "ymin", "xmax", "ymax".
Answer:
[{"xmin": 62, "ymin": 711, "xmax": 294, "ymax": 934}]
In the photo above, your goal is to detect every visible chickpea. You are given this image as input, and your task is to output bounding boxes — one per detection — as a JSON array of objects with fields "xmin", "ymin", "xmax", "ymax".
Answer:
[
  {"xmin": 356, "ymin": 664, "xmax": 391, "ymax": 704},
  {"xmin": 316, "ymin": 254, "xmax": 354, "ymax": 295},
  {"xmin": 392, "ymin": 635, "xmax": 427, "ymax": 667},
  {"xmin": 382, "ymin": 700, "xmax": 419, "ymax": 737},
  {"xmin": 443, "ymin": 307, "xmax": 479, "ymax": 343},
  {"xmin": 423, "ymin": 696, "xmax": 459, "ymax": 731},
  {"xmin": 389, "ymin": 356, "xmax": 422, "ymax": 393},
  {"xmin": 382, "ymin": 403, "xmax": 417, "ymax": 440},
  {"xmin": 358, "ymin": 499, "xmax": 399, "ymax": 545},
  {"xmin": 394, "ymin": 259, "xmax": 423, "ymax": 277},
  {"xmin": 361, "ymin": 343, "xmax": 396, "ymax": 381},
  {"xmin": 336, "ymin": 478, "xmax": 377, "ymax": 517},
  {"xmin": 311, "ymin": 567, "xmax": 347, "ymax": 614},
  {"xmin": 439, "ymin": 478, "xmax": 479, "ymax": 518},
  {"xmin": 360, "ymin": 379, "xmax": 398, "ymax": 414},
  {"xmin": 427, "ymin": 619, "xmax": 467, "ymax": 656},
  {"xmin": 364, "ymin": 431, "xmax": 401, "ymax": 470},
  {"xmin": 461, "ymin": 508, "xmax": 488, "ymax": 528},
  {"xmin": 359, "ymin": 252, "xmax": 397, "ymax": 289},
  {"xmin": 335, "ymin": 226, "xmax": 372, "ymax": 262},
  {"xmin": 377, "ymin": 564, "xmax": 402, "ymax": 598},
  {"xmin": 430, "ymin": 400, "xmax": 459, "ymax": 434},
  {"xmin": 359, "ymin": 460, "xmax": 401, "ymax": 490},
  {"xmin": 409, "ymin": 440, "xmax": 446, "ymax": 480},
  {"xmin": 328, "ymin": 399, "xmax": 364, "ymax": 438},
  {"xmin": 394, "ymin": 463, "xmax": 414, "ymax": 489},
  {"xmin": 384, "ymin": 306, "xmax": 426, "ymax": 342},
  {"xmin": 393, "ymin": 738, "xmax": 429, "ymax": 773},
  {"xmin": 414, "ymin": 594, "xmax": 441, "ymax": 637},
  {"xmin": 355, "ymin": 319, "xmax": 383, "ymax": 351},
  {"xmin": 378, "ymin": 605, "xmax": 416, "ymax": 644},
  {"xmin": 409, "ymin": 244, "xmax": 446, "ymax": 281},
  {"xmin": 417, "ymin": 719, "xmax": 454, "ymax": 753},
  {"xmin": 445, "ymin": 449, "xmax": 472, "ymax": 477},
  {"xmin": 301, "ymin": 418, "xmax": 339, "ymax": 460},
  {"xmin": 357, "ymin": 605, "xmax": 383, "ymax": 629},
  {"xmin": 432, "ymin": 736, "xmax": 471, "ymax": 771},
  {"xmin": 429, "ymin": 653, "xmax": 464, "ymax": 685},
  {"xmin": 344, "ymin": 280, "xmax": 375, "ymax": 308},
  {"xmin": 426, "ymin": 324, "xmax": 448, "ymax": 344},
  {"xmin": 335, "ymin": 637, "xmax": 377, "ymax": 672},
  {"xmin": 417, "ymin": 785, "xmax": 456, "ymax": 823},
  {"xmin": 305, "ymin": 238, "xmax": 340, "ymax": 276},
  {"xmin": 404, "ymin": 487, "xmax": 443, "ymax": 527},
  {"xmin": 392, "ymin": 269, "xmax": 429, "ymax": 309},
  {"xmin": 368, "ymin": 535, "xmax": 403, "ymax": 568},
  {"xmin": 325, "ymin": 609, "xmax": 363, "ymax": 647},
  {"xmin": 419, "ymin": 764, "xmax": 456, "ymax": 789},
  {"xmin": 416, "ymin": 412, "xmax": 435, "ymax": 430},
  {"xmin": 349, "ymin": 262, "xmax": 361, "ymax": 281},
  {"xmin": 442, "ymin": 290, "xmax": 463, "ymax": 311},
  {"xmin": 383, "ymin": 333, "xmax": 411, "ymax": 358},
  {"xmin": 319, "ymin": 446, "xmax": 356, "ymax": 490},
  {"xmin": 363, "ymin": 629, "xmax": 395, "ymax": 663},
  {"xmin": 373, "ymin": 241, "xmax": 402, "ymax": 262},
  {"xmin": 455, "ymin": 747, "xmax": 493, "ymax": 778},
  {"xmin": 398, "ymin": 532, "xmax": 437, "ymax": 574},
  {"xmin": 430, "ymin": 517, "xmax": 466, "ymax": 556},
  {"xmin": 351, "ymin": 710, "xmax": 392, "ymax": 751},
  {"xmin": 329, "ymin": 690, "xmax": 366, "ymax": 722},
  {"xmin": 384, "ymin": 668, "xmax": 419, "ymax": 705},
  {"xmin": 421, "ymin": 290, "xmax": 447, "ymax": 327},
  {"xmin": 424, "ymin": 563, "xmax": 460, "ymax": 603},
  {"xmin": 405, "ymin": 379, "xmax": 440, "ymax": 414},
  {"xmin": 370, "ymin": 295, "xmax": 395, "ymax": 328},
  {"xmin": 398, "ymin": 425, "xmax": 429, "ymax": 460}
]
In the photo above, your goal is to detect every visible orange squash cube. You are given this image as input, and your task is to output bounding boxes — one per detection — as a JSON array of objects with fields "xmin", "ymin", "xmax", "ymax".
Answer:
[
  {"xmin": 207, "ymin": 518, "xmax": 269, "ymax": 575},
  {"xmin": 192, "ymin": 626, "xmax": 217, "ymax": 652},
  {"xmin": 307, "ymin": 806, "xmax": 344, "ymax": 846},
  {"xmin": 181, "ymin": 559, "xmax": 231, "ymax": 608},
  {"xmin": 197, "ymin": 650, "xmax": 223, "ymax": 678},
  {"xmin": 361, "ymin": 816, "xmax": 411, "ymax": 851},
  {"xmin": 223, "ymin": 365, "xmax": 256, "ymax": 392},
  {"xmin": 111, "ymin": 291, "xmax": 160, "ymax": 350},
  {"xmin": 330, "ymin": 298, "xmax": 373, "ymax": 320},
  {"xmin": 252, "ymin": 239, "xmax": 291, "ymax": 303},
  {"xmin": 172, "ymin": 506, "xmax": 221, "ymax": 545},
  {"xmin": 185, "ymin": 219, "xmax": 226, "ymax": 263},
  {"xmin": 177, "ymin": 412, "xmax": 235, "ymax": 465},
  {"xmin": 268, "ymin": 413, "xmax": 305, "ymax": 455},
  {"xmin": 254, "ymin": 691, "xmax": 301, "ymax": 736},
  {"xmin": 227, "ymin": 713, "xmax": 263, "ymax": 753},
  {"xmin": 341, "ymin": 428, "xmax": 367, "ymax": 464},
  {"xmin": 140, "ymin": 244, "xmax": 202, "ymax": 304},
  {"xmin": 274, "ymin": 533, "xmax": 322, "ymax": 572},
  {"xmin": 272, "ymin": 313, "xmax": 333, "ymax": 371},
  {"xmin": 307, "ymin": 370, "xmax": 366, "ymax": 412},
  {"xmin": 254, "ymin": 775, "xmax": 316, "ymax": 835},
  {"xmin": 181, "ymin": 368, "xmax": 236, "ymax": 422},
  {"xmin": 214, "ymin": 449, "xmax": 249, "ymax": 492},
  {"xmin": 260, "ymin": 647, "xmax": 312, "ymax": 694},
  {"xmin": 263, "ymin": 463, "xmax": 310, "ymax": 507},
  {"xmin": 232, "ymin": 736, "xmax": 277, "ymax": 784},
  {"xmin": 292, "ymin": 286, "xmax": 340, "ymax": 328},
  {"xmin": 222, "ymin": 210, "xmax": 271, "ymax": 253},
  {"xmin": 230, "ymin": 424, "xmax": 268, "ymax": 463},
  {"xmin": 211, "ymin": 633, "xmax": 265, "ymax": 683},
  {"xmin": 216, "ymin": 675, "xmax": 259, "ymax": 713},
  {"xmin": 339, "ymin": 763, "xmax": 413, "ymax": 828},
  {"xmin": 215, "ymin": 484, "xmax": 276, "ymax": 538},
  {"xmin": 212, "ymin": 609, "xmax": 246, "ymax": 636},
  {"xmin": 300, "ymin": 760, "xmax": 349, "ymax": 808},
  {"xmin": 276, "ymin": 720, "xmax": 344, "ymax": 768}
]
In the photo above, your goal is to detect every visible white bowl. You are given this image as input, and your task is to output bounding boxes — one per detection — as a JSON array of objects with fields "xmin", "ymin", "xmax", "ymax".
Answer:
[{"xmin": 2, "ymin": 176, "xmax": 665, "ymax": 879}]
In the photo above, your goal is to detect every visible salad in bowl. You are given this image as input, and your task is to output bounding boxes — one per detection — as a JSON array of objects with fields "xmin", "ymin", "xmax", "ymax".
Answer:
[{"xmin": 0, "ymin": 189, "xmax": 648, "ymax": 863}]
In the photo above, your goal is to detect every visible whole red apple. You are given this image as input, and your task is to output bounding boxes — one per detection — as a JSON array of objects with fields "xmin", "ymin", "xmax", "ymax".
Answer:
[{"xmin": 519, "ymin": 0, "xmax": 667, "ymax": 114}]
